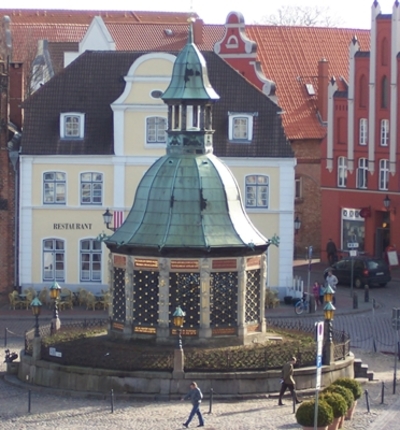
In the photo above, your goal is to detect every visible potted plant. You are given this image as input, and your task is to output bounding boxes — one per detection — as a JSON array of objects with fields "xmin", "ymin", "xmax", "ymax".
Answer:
[
  {"xmin": 331, "ymin": 377, "xmax": 362, "ymax": 420},
  {"xmin": 323, "ymin": 385, "xmax": 354, "ymax": 428},
  {"xmin": 295, "ymin": 399, "xmax": 334, "ymax": 430},
  {"xmin": 320, "ymin": 392, "xmax": 348, "ymax": 430}
]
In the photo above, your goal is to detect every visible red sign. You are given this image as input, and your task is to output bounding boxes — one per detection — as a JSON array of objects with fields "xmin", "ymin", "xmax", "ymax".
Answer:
[{"xmin": 360, "ymin": 207, "xmax": 371, "ymax": 218}]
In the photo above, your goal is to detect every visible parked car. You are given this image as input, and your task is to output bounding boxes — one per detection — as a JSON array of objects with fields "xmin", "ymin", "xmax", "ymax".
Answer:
[{"xmin": 324, "ymin": 256, "xmax": 391, "ymax": 288}]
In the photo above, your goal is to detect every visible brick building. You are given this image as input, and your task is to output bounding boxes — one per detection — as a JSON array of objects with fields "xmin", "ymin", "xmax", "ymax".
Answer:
[{"xmin": 322, "ymin": 1, "xmax": 400, "ymax": 260}]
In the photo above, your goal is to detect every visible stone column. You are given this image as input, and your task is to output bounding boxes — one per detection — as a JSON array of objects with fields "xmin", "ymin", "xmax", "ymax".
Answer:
[
  {"xmin": 124, "ymin": 257, "xmax": 134, "ymax": 336},
  {"xmin": 32, "ymin": 337, "xmax": 41, "ymax": 361},
  {"xmin": 157, "ymin": 258, "xmax": 171, "ymax": 341},
  {"xmin": 237, "ymin": 257, "xmax": 247, "ymax": 339},
  {"xmin": 199, "ymin": 258, "xmax": 211, "ymax": 340},
  {"xmin": 260, "ymin": 253, "xmax": 267, "ymax": 333}
]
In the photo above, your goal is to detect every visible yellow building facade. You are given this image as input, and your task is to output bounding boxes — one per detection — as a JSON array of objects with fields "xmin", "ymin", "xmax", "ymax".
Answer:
[{"xmin": 19, "ymin": 52, "xmax": 295, "ymax": 294}]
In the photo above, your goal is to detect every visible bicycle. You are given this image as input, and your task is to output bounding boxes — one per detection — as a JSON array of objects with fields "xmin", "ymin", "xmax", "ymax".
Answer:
[{"xmin": 294, "ymin": 295, "xmax": 317, "ymax": 315}]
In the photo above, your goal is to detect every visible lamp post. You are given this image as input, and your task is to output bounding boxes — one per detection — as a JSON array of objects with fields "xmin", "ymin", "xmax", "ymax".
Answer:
[
  {"xmin": 172, "ymin": 305, "xmax": 186, "ymax": 378},
  {"xmin": 172, "ymin": 305, "xmax": 186, "ymax": 350},
  {"xmin": 31, "ymin": 297, "xmax": 42, "ymax": 338},
  {"xmin": 294, "ymin": 216, "xmax": 301, "ymax": 259},
  {"xmin": 50, "ymin": 281, "xmax": 61, "ymax": 332},
  {"xmin": 323, "ymin": 287, "xmax": 336, "ymax": 365},
  {"xmin": 102, "ymin": 208, "xmax": 116, "ymax": 232}
]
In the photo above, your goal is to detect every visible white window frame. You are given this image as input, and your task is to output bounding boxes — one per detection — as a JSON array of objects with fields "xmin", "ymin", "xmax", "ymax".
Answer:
[
  {"xmin": 356, "ymin": 158, "xmax": 368, "ymax": 189},
  {"xmin": 379, "ymin": 159, "xmax": 389, "ymax": 190},
  {"xmin": 43, "ymin": 238, "xmax": 65, "ymax": 282},
  {"xmin": 295, "ymin": 177, "xmax": 302, "ymax": 199},
  {"xmin": 80, "ymin": 238, "xmax": 102, "ymax": 282},
  {"xmin": 60, "ymin": 113, "xmax": 85, "ymax": 139},
  {"xmin": 380, "ymin": 119, "xmax": 389, "ymax": 146},
  {"xmin": 80, "ymin": 172, "xmax": 103, "ymax": 205},
  {"xmin": 359, "ymin": 118, "xmax": 367, "ymax": 145},
  {"xmin": 43, "ymin": 171, "xmax": 66, "ymax": 204},
  {"xmin": 228, "ymin": 113, "xmax": 255, "ymax": 142},
  {"xmin": 146, "ymin": 116, "xmax": 167, "ymax": 145},
  {"xmin": 337, "ymin": 156, "xmax": 347, "ymax": 188},
  {"xmin": 245, "ymin": 174, "xmax": 269, "ymax": 209}
]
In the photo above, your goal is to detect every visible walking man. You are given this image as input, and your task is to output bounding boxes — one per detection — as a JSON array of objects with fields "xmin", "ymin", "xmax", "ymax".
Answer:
[
  {"xmin": 182, "ymin": 381, "xmax": 204, "ymax": 428},
  {"xmin": 326, "ymin": 238, "xmax": 338, "ymax": 265},
  {"xmin": 278, "ymin": 357, "xmax": 302, "ymax": 406},
  {"xmin": 325, "ymin": 269, "xmax": 338, "ymax": 304}
]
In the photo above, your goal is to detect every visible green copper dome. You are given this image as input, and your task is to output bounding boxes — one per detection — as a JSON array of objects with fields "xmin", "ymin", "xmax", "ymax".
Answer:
[
  {"xmin": 105, "ymin": 153, "xmax": 269, "ymax": 257},
  {"xmin": 161, "ymin": 22, "xmax": 219, "ymax": 102},
  {"xmin": 104, "ymin": 20, "xmax": 269, "ymax": 258}
]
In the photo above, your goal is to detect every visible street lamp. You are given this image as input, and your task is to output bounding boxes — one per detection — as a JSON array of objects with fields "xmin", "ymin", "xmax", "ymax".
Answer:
[
  {"xmin": 383, "ymin": 195, "xmax": 396, "ymax": 214},
  {"xmin": 172, "ymin": 305, "xmax": 185, "ymax": 349},
  {"xmin": 102, "ymin": 208, "xmax": 116, "ymax": 231},
  {"xmin": 31, "ymin": 297, "xmax": 42, "ymax": 338},
  {"xmin": 49, "ymin": 281, "xmax": 61, "ymax": 332},
  {"xmin": 323, "ymin": 288, "xmax": 336, "ymax": 365}
]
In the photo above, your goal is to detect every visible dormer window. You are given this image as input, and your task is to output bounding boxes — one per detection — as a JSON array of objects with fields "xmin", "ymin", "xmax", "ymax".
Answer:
[
  {"xmin": 60, "ymin": 113, "xmax": 85, "ymax": 139},
  {"xmin": 228, "ymin": 112, "xmax": 256, "ymax": 143}
]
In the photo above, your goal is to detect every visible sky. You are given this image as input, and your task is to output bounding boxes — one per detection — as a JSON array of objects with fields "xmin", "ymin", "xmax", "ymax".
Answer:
[{"xmin": 5, "ymin": 0, "xmax": 400, "ymax": 29}]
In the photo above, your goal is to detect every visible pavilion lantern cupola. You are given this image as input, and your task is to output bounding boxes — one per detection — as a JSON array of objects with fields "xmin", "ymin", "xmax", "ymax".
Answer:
[{"xmin": 104, "ymin": 19, "xmax": 270, "ymax": 345}]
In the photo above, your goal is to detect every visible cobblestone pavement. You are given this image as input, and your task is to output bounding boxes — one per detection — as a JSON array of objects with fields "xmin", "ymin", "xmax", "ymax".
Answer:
[
  {"xmin": 0, "ymin": 372, "xmax": 398, "ymax": 430},
  {"xmin": 0, "ymin": 341, "xmax": 400, "ymax": 429}
]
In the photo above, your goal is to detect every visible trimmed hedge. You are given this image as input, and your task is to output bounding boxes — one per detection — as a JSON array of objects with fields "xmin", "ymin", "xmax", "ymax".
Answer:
[
  {"xmin": 321, "ymin": 391, "xmax": 348, "ymax": 418},
  {"xmin": 332, "ymin": 377, "xmax": 362, "ymax": 400},
  {"xmin": 295, "ymin": 399, "xmax": 333, "ymax": 427},
  {"xmin": 323, "ymin": 385, "xmax": 354, "ymax": 410}
]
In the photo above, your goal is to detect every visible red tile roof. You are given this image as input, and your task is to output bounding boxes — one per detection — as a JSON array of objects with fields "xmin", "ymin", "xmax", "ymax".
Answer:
[
  {"xmin": 0, "ymin": 9, "xmax": 196, "ymax": 24},
  {"xmin": 9, "ymin": 23, "xmax": 87, "ymax": 63},
  {"xmin": 1, "ymin": 8, "xmax": 372, "ymax": 141},
  {"xmin": 246, "ymin": 25, "xmax": 370, "ymax": 140},
  {"xmin": 106, "ymin": 23, "xmax": 224, "ymax": 51}
]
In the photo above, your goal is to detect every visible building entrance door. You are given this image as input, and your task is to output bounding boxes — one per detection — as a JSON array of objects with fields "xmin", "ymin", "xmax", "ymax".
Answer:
[{"xmin": 375, "ymin": 227, "xmax": 390, "ymax": 258}]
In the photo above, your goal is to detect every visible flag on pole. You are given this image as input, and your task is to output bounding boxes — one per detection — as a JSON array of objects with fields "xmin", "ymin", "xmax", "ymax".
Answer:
[{"xmin": 113, "ymin": 210, "xmax": 124, "ymax": 229}]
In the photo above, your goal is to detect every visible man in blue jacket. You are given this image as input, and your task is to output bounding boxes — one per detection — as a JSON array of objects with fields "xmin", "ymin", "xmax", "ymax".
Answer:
[{"xmin": 182, "ymin": 381, "xmax": 204, "ymax": 428}]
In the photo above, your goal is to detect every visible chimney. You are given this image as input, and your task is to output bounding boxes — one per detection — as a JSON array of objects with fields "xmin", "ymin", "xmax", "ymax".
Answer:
[
  {"xmin": 318, "ymin": 58, "xmax": 329, "ymax": 123},
  {"xmin": 9, "ymin": 63, "xmax": 24, "ymax": 130},
  {"xmin": 193, "ymin": 19, "xmax": 204, "ymax": 46}
]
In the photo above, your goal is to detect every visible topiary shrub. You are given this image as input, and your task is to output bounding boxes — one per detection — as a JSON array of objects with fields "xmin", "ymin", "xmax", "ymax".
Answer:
[
  {"xmin": 323, "ymin": 385, "xmax": 354, "ymax": 410},
  {"xmin": 295, "ymin": 399, "xmax": 334, "ymax": 427},
  {"xmin": 320, "ymin": 392, "xmax": 348, "ymax": 418},
  {"xmin": 331, "ymin": 377, "xmax": 362, "ymax": 400}
]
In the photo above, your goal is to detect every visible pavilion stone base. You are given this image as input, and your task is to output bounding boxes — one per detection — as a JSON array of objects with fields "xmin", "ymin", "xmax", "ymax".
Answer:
[
  {"xmin": 17, "ymin": 352, "xmax": 355, "ymax": 397},
  {"xmin": 109, "ymin": 253, "xmax": 268, "ymax": 346}
]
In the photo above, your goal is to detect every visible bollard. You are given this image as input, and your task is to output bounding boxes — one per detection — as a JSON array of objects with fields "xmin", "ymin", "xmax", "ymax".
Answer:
[
  {"xmin": 364, "ymin": 285, "xmax": 369, "ymax": 302},
  {"xmin": 208, "ymin": 388, "xmax": 214, "ymax": 414},
  {"xmin": 365, "ymin": 389, "xmax": 370, "ymax": 413},
  {"xmin": 353, "ymin": 293, "xmax": 358, "ymax": 309},
  {"xmin": 28, "ymin": 389, "xmax": 31, "ymax": 413},
  {"xmin": 292, "ymin": 390, "xmax": 296, "ymax": 414},
  {"xmin": 381, "ymin": 382, "xmax": 385, "ymax": 404},
  {"xmin": 111, "ymin": 389, "xmax": 114, "ymax": 413}
]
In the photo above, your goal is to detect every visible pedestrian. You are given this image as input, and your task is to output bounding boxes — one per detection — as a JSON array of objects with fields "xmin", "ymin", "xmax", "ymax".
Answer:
[
  {"xmin": 326, "ymin": 238, "xmax": 338, "ymax": 265},
  {"xmin": 319, "ymin": 282, "xmax": 325, "ymax": 306},
  {"xmin": 312, "ymin": 282, "xmax": 320, "ymax": 306},
  {"xmin": 278, "ymin": 357, "xmax": 302, "ymax": 406},
  {"xmin": 182, "ymin": 381, "xmax": 204, "ymax": 428},
  {"xmin": 325, "ymin": 269, "xmax": 338, "ymax": 305}
]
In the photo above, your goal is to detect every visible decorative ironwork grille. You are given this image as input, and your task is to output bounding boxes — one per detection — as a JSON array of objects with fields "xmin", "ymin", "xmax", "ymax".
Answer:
[
  {"xmin": 113, "ymin": 267, "xmax": 126, "ymax": 322},
  {"xmin": 133, "ymin": 270, "xmax": 159, "ymax": 326},
  {"xmin": 210, "ymin": 272, "xmax": 238, "ymax": 327},
  {"xmin": 169, "ymin": 272, "xmax": 200, "ymax": 328},
  {"xmin": 245, "ymin": 269, "xmax": 261, "ymax": 324}
]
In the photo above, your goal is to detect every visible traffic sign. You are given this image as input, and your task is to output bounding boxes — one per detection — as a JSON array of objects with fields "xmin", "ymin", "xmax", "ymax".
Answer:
[{"xmin": 315, "ymin": 321, "xmax": 324, "ymax": 390}]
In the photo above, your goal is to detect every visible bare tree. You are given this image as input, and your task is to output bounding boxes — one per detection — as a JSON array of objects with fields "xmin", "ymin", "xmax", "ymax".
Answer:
[{"xmin": 259, "ymin": 5, "xmax": 343, "ymax": 27}]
